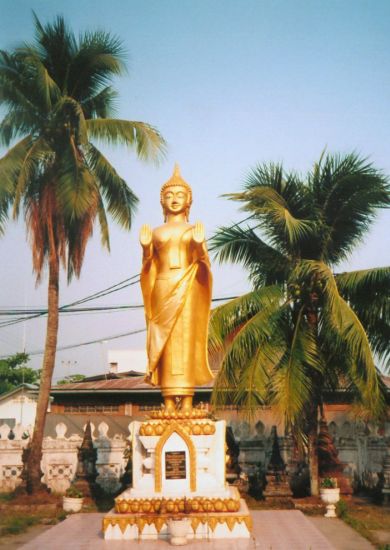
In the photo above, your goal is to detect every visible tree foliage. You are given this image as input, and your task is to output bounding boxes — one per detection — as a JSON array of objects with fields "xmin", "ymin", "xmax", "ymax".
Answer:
[
  {"xmin": 56, "ymin": 374, "xmax": 86, "ymax": 385},
  {"xmin": 0, "ymin": 13, "xmax": 166, "ymax": 493},
  {"xmin": 0, "ymin": 353, "xmax": 38, "ymax": 394},
  {"xmin": 0, "ymin": 13, "xmax": 166, "ymax": 278},
  {"xmin": 210, "ymin": 153, "xmax": 390, "ymax": 433}
]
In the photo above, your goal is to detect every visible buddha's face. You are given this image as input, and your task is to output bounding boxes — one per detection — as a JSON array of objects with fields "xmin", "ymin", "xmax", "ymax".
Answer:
[{"xmin": 162, "ymin": 185, "xmax": 190, "ymax": 216}]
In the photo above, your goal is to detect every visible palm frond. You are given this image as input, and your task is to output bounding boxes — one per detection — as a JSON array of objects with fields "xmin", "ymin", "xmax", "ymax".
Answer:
[
  {"xmin": 31, "ymin": 12, "xmax": 77, "ymax": 93},
  {"xmin": 0, "ymin": 136, "xmax": 34, "ymax": 195},
  {"xmin": 13, "ymin": 137, "xmax": 52, "ymax": 217},
  {"xmin": 55, "ymin": 143, "xmax": 97, "ymax": 219},
  {"xmin": 69, "ymin": 30, "xmax": 126, "ymax": 100},
  {"xmin": 336, "ymin": 267, "xmax": 390, "ymax": 370},
  {"xmin": 336, "ymin": 266, "xmax": 390, "ymax": 297},
  {"xmin": 309, "ymin": 153, "xmax": 390, "ymax": 264},
  {"xmin": 209, "ymin": 285, "xmax": 283, "ymax": 355},
  {"xmin": 14, "ymin": 46, "xmax": 61, "ymax": 111},
  {"xmin": 86, "ymin": 143, "xmax": 138, "ymax": 229},
  {"xmin": 81, "ymin": 86, "xmax": 118, "ymax": 119},
  {"xmin": 297, "ymin": 260, "xmax": 387, "ymax": 416},
  {"xmin": 210, "ymin": 286, "xmax": 285, "ymax": 415},
  {"xmin": 226, "ymin": 185, "xmax": 315, "ymax": 254},
  {"xmin": 53, "ymin": 96, "xmax": 88, "ymax": 145},
  {"xmin": 96, "ymin": 196, "xmax": 110, "ymax": 250},
  {"xmin": 211, "ymin": 223, "xmax": 290, "ymax": 285},
  {"xmin": 271, "ymin": 309, "xmax": 321, "ymax": 428},
  {"xmin": 87, "ymin": 118, "xmax": 167, "ymax": 163}
]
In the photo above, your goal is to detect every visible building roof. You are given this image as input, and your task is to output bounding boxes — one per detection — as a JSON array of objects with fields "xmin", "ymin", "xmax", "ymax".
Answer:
[
  {"xmin": 51, "ymin": 375, "xmax": 214, "ymax": 394},
  {"xmin": 81, "ymin": 370, "xmax": 144, "ymax": 382},
  {"xmin": 0, "ymin": 384, "xmax": 39, "ymax": 402},
  {"xmin": 51, "ymin": 372, "xmax": 389, "ymax": 395}
]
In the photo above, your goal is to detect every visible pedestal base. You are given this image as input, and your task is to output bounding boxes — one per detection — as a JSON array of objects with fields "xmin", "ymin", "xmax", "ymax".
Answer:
[
  {"xmin": 103, "ymin": 413, "xmax": 252, "ymax": 540},
  {"xmin": 103, "ymin": 498, "xmax": 252, "ymax": 540}
]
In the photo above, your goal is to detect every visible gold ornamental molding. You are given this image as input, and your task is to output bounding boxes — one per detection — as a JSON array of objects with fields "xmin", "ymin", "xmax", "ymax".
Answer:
[
  {"xmin": 154, "ymin": 421, "xmax": 196, "ymax": 492},
  {"xmin": 103, "ymin": 514, "xmax": 252, "ymax": 535},
  {"xmin": 115, "ymin": 496, "xmax": 241, "ymax": 514}
]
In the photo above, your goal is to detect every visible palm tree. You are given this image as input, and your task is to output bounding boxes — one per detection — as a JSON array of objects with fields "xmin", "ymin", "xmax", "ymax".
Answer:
[
  {"xmin": 209, "ymin": 153, "xmax": 390, "ymax": 495},
  {"xmin": 0, "ymin": 14, "xmax": 166, "ymax": 493}
]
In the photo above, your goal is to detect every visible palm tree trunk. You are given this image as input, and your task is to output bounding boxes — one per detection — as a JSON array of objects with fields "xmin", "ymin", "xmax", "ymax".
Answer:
[
  {"xmin": 308, "ymin": 405, "xmax": 319, "ymax": 496},
  {"xmin": 307, "ymin": 294, "xmax": 320, "ymax": 496},
  {"xmin": 26, "ymin": 252, "xmax": 59, "ymax": 494}
]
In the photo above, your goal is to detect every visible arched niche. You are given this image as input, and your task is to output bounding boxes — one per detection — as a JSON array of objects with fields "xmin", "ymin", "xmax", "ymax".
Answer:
[{"xmin": 154, "ymin": 421, "xmax": 196, "ymax": 492}]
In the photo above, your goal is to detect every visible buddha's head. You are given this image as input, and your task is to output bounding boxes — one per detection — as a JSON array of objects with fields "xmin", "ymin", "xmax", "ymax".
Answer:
[{"xmin": 160, "ymin": 164, "xmax": 192, "ymax": 221}]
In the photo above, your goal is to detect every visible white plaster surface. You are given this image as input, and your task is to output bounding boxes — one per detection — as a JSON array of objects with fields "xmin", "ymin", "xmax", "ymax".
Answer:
[{"xmin": 104, "ymin": 496, "xmax": 251, "ymax": 540}]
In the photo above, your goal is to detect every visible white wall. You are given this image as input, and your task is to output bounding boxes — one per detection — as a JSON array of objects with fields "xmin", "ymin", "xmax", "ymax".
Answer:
[{"xmin": 0, "ymin": 388, "xmax": 37, "ymax": 428}]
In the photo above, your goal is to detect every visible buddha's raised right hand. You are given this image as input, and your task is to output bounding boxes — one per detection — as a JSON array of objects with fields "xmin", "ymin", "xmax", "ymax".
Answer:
[{"xmin": 140, "ymin": 224, "xmax": 153, "ymax": 247}]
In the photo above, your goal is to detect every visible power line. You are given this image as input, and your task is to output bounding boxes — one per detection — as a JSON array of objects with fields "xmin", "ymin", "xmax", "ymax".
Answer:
[
  {"xmin": 0, "ymin": 274, "xmax": 140, "ymax": 329},
  {"xmin": 0, "ymin": 296, "xmax": 237, "ymax": 317},
  {"xmin": 0, "ymin": 214, "xmax": 255, "ymax": 330},
  {"xmin": 28, "ymin": 328, "xmax": 147, "ymax": 355},
  {"xmin": 0, "ymin": 295, "xmax": 237, "ymax": 316},
  {"xmin": 0, "ymin": 295, "xmax": 238, "ymax": 358}
]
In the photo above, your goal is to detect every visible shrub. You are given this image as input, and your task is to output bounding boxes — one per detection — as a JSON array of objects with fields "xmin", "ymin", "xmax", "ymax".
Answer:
[
  {"xmin": 320, "ymin": 477, "xmax": 337, "ymax": 489},
  {"xmin": 65, "ymin": 486, "xmax": 83, "ymax": 498}
]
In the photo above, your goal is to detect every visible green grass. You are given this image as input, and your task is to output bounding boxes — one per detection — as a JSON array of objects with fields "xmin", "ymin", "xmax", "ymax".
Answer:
[
  {"xmin": 0, "ymin": 492, "xmax": 15, "ymax": 503},
  {"xmin": 0, "ymin": 515, "xmax": 40, "ymax": 535},
  {"xmin": 336, "ymin": 499, "xmax": 390, "ymax": 548}
]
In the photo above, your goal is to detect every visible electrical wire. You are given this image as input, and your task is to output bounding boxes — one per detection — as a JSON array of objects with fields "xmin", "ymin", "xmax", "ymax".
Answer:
[
  {"xmin": 0, "ymin": 214, "xmax": 256, "ymax": 330},
  {"xmin": 0, "ymin": 295, "xmax": 238, "ymax": 316},
  {"xmin": 0, "ymin": 295, "xmax": 239, "ymax": 358}
]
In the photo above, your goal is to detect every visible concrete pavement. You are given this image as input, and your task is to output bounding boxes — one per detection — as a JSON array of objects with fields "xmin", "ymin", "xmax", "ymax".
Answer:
[{"xmin": 17, "ymin": 510, "xmax": 376, "ymax": 550}]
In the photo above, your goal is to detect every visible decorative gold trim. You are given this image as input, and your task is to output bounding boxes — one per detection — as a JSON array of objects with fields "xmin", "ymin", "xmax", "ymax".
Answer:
[
  {"xmin": 148, "ymin": 408, "xmax": 209, "ymax": 420},
  {"xmin": 114, "ymin": 496, "xmax": 241, "ymax": 514},
  {"xmin": 154, "ymin": 421, "xmax": 197, "ymax": 492},
  {"xmin": 139, "ymin": 418, "xmax": 215, "ymax": 436},
  {"xmin": 103, "ymin": 514, "xmax": 252, "ymax": 535}
]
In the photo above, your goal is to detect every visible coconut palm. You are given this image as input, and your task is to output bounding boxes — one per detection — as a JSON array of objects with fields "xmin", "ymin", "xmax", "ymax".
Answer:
[
  {"xmin": 0, "ymin": 14, "xmax": 166, "ymax": 493},
  {"xmin": 209, "ymin": 153, "xmax": 390, "ymax": 495}
]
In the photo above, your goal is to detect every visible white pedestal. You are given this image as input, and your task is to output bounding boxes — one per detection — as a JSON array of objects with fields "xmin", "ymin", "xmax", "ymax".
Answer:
[{"xmin": 103, "ymin": 416, "xmax": 252, "ymax": 540}]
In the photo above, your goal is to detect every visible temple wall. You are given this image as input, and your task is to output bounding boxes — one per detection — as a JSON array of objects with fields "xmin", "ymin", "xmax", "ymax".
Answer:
[
  {"xmin": 0, "ymin": 420, "xmax": 129, "ymax": 494},
  {"xmin": 0, "ymin": 412, "xmax": 388, "ymax": 494}
]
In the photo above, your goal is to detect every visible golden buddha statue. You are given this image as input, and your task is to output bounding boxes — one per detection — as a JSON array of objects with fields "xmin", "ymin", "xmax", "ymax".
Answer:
[{"xmin": 140, "ymin": 165, "xmax": 214, "ymax": 412}]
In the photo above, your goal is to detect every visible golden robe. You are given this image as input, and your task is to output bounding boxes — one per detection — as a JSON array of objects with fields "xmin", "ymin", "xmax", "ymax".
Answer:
[{"xmin": 140, "ymin": 225, "xmax": 213, "ymax": 397}]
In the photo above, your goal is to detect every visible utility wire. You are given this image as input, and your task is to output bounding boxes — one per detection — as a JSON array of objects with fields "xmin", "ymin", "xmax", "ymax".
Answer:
[
  {"xmin": 0, "ymin": 214, "xmax": 256, "ymax": 330},
  {"xmin": 0, "ymin": 295, "xmax": 238, "ymax": 316},
  {"xmin": 0, "ymin": 295, "xmax": 239, "ymax": 358},
  {"xmin": 0, "ymin": 274, "xmax": 140, "ymax": 329}
]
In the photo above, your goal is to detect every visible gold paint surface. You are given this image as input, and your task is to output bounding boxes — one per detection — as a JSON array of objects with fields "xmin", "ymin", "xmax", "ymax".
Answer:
[
  {"xmin": 114, "ymin": 495, "xmax": 241, "ymax": 514},
  {"xmin": 140, "ymin": 166, "xmax": 213, "ymax": 404},
  {"xmin": 139, "ymin": 418, "xmax": 215, "ymax": 436},
  {"xmin": 103, "ymin": 513, "xmax": 252, "ymax": 535}
]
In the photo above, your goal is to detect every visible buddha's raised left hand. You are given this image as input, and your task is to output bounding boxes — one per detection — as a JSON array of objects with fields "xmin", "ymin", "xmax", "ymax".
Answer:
[{"xmin": 192, "ymin": 221, "xmax": 205, "ymax": 244}]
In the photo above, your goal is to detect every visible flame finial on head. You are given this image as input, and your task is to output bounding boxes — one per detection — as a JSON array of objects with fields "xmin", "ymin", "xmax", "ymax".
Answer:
[
  {"xmin": 173, "ymin": 163, "xmax": 181, "ymax": 178},
  {"xmin": 160, "ymin": 164, "xmax": 192, "ymax": 204},
  {"xmin": 160, "ymin": 164, "xmax": 193, "ymax": 221}
]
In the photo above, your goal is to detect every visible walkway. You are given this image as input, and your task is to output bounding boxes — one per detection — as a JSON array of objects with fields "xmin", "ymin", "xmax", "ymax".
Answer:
[{"xmin": 18, "ymin": 510, "xmax": 375, "ymax": 550}]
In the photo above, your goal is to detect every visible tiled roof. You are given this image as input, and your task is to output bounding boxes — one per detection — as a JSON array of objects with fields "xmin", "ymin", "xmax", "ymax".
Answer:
[
  {"xmin": 51, "ymin": 373, "xmax": 389, "ymax": 393},
  {"xmin": 0, "ymin": 384, "xmax": 39, "ymax": 401},
  {"xmin": 51, "ymin": 376, "xmax": 214, "ymax": 393}
]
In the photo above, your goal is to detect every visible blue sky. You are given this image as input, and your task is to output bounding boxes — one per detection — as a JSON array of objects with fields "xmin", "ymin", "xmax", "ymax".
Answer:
[{"xmin": 0, "ymin": 0, "xmax": 389, "ymax": 377}]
